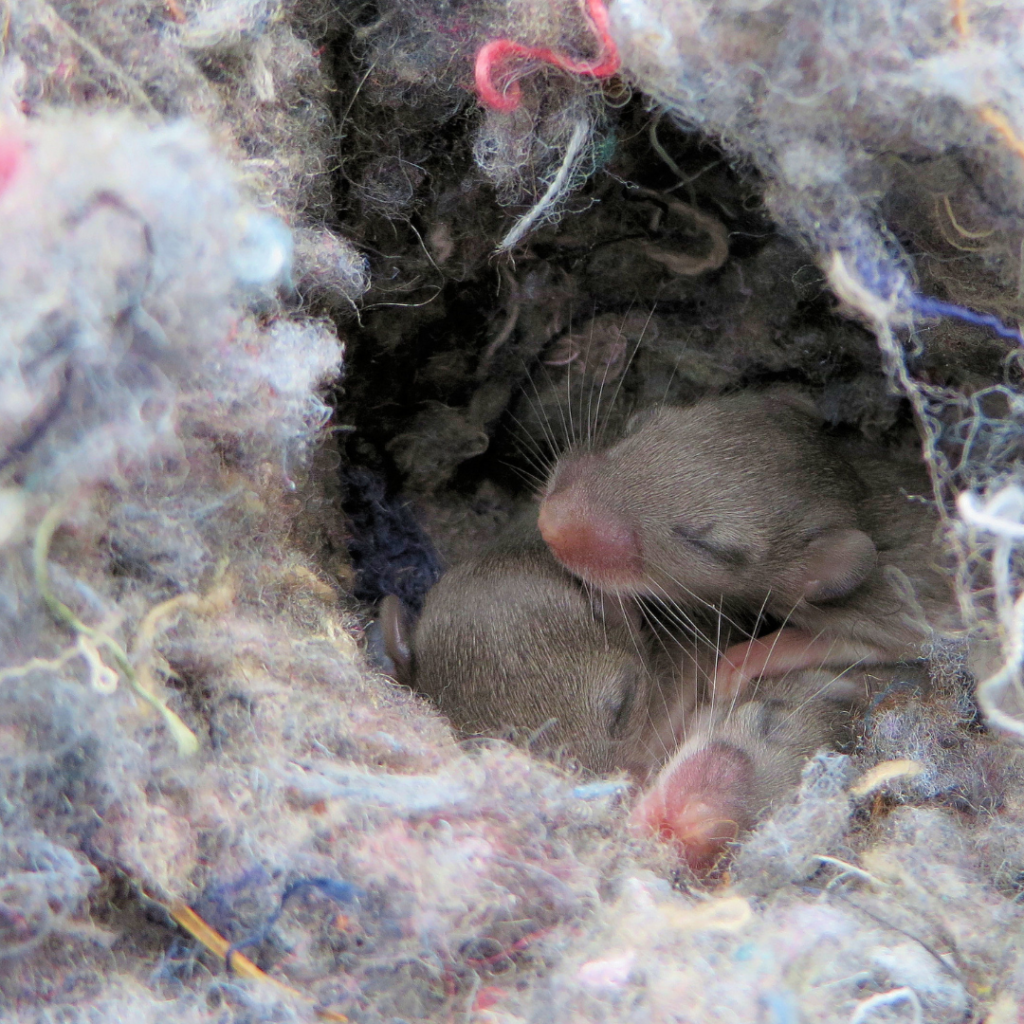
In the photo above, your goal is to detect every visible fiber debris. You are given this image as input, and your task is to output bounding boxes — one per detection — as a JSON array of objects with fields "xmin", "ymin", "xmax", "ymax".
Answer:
[
  {"xmin": 4, "ymin": 0, "xmax": 1024, "ymax": 1022},
  {"xmin": 604, "ymin": 0, "xmax": 1024, "ymax": 739}
]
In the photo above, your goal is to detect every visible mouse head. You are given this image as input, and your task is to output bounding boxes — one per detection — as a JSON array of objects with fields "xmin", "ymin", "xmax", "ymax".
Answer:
[
  {"xmin": 538, "ymin": 392, "xmax": 878, "ymax": 615},
  {"xmin": 381, "ymin": 546, "xmax": 668, "ymax": 778},
  {"xmin": 631, "ymin": 668, "xmax": 863, "ymax": 873}
]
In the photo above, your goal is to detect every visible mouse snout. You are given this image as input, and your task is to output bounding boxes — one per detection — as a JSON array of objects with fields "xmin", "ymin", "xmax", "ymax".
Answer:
[
  {"xmin": 630, "ymin": 741, "xmax": 755, "ymax": 873},
  {"xmin": 538, "ymin": 458, "xmax": 645, "ymax": 590},
  {"xmin": 538, "ymin": 493, "xmax": 644, "ymax": 589}
]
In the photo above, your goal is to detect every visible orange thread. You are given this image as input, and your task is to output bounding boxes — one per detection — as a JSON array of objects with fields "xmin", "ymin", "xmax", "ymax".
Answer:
[
  {"xmin": 952, "ymin": 0, "xmax": 969, "ymax": 36},
  {"xmin": 979, "ymin": 107, "xmax": 1024, "ymax": 163},
  {"xmin": 950, "ymin": 0, "xmax": 1024, "ymax": 170},
  {"xmin": 164, "ymin": 0, "xmax": 186, "ymax": 23},
  {"xmin": 474, "ymin": 0, "xmax": 619, "ymax": 111},
  {"xmin": 167, "ymin": 901, "xmax": 349, "ymax": 1022},
  {"xmin": 464, "ymin": 925, "xmax": 555, "ymax": 967}
]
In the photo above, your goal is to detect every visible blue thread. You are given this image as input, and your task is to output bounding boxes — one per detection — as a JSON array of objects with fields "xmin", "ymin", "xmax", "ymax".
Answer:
[
  {"xmin": 834, "ymin": 217, "xmax": 1021, "ymax": 343},
  {"xmin": 225, "ymin": 877, "xmax": 363, "ymax": 972},
  {"xmin": 852, "ymin": 253, "xmax": 911, "ymax": 305},
  {"xmin": 909, "ymin": 294, "xmax": 1024, "ymax": 343},
  {"xmin": 572, "ymin": 780, "xmax": 631, "ymax": 800}
]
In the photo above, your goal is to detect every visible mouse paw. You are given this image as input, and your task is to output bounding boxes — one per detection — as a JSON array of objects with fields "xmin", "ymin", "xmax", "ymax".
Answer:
[
  {"xmin": 716, "ymin": 629, "xmax": 886, "ymax": 693},
  {"xmin": 715, "ymin": 628, "xmax": 830, "ymax": 693}
]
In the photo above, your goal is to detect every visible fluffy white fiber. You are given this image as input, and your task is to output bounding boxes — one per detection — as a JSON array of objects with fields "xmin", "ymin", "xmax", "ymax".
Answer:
[{"xmin": 2, "ymin": 1, "xmax": 1024, "ymax": 1023}]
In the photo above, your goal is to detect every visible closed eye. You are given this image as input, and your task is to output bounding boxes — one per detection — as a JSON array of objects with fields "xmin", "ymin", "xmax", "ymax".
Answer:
[
  {"xmin": 671, "ymin": 523, "xmax": 750, "ymax": 567},
  {"xmin": 606, "ymin": 678, "xmax": 637, "ymax": 739},
  {"xmin": 756, "ymin": 699, "xmax": 789, "ymax": 739}
]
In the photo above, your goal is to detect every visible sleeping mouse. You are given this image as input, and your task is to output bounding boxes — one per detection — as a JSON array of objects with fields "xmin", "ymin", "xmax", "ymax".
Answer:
[
  {"xmin": 536, "ymin": 390, "xmax": 959, "ymax": 692},
  {"xmin": 381, "ymin": 517, "xmax": 720, "ymax": 778}
]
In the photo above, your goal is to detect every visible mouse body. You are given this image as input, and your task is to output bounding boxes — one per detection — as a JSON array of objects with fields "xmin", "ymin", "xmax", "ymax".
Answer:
[
  {"xmin": 381, "ymin": 518, "xmax": 711, "ymax": 778},
  {"xmin": 630, "ymin": 664, "xmax": 884, "ymax": 873},
  {"xmin": 537, "ymin": 391, "xmax": 958, "ymax": 691}
]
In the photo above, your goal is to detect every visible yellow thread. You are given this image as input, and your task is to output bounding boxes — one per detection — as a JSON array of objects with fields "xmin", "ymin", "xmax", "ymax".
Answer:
[
  {"xmin": 78, "ymin": 636, "xmax": 119, "ymax": 693},
  {"xmin": 850, "ymin": 759, "xmax": 925, "ymax": 797},
  {"xmin": 33, "ymin": 503, "xmax": 199, "ymax": 755},
  {"xmin": 940, "ymin": 194, "xmax": 995, "ymax": 241},
  {"xmin": 979, "ymin": 107, "xmax": 1024, "ymax": 164},
  {"xmin": 950, "ymin": 0, "xmax": 1024, "ymax": 172},
  {"xmin": 660, "ymin": 895, "xmax": 752, "ymax": 932},
  {"xmin": 167, "ymin": 901, "xmax": 349, "ymax": 1022},
  {"xmin": 132, "ymin": 567, "xmax": 232, "ymax": 701},
  {"xmin": 0, "ymin": 642, "xmax": 81, "ymax": 684}
]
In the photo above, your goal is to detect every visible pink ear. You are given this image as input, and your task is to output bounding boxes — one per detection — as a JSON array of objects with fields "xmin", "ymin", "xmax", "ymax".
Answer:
[
  {"xmin": 380, "ymin": 595, "xmax": 414, "ymax": 685},
  {"xmin": 800, "ymin": 529, "xmax": 877, "ymax": 602}
]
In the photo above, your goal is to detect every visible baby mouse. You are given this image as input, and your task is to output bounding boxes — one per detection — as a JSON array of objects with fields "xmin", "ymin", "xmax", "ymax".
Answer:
[
  {"xmin": 380, "ymin": 517, "xmax": 707, "ymax": 779},
  {"xmin": 630, "ymin": 665, "xmax": 888, "ymax": 873},
  {"xmin": 537, "ymin": 390, "xmax": 957, "ymax": 692}
]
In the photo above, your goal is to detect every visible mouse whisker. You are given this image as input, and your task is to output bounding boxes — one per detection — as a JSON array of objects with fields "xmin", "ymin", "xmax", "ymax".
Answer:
[
  {"xmin": 504, "ymin": 407, "xmax": 557, "ymax": 476},
  {"xmin": 639, "ymin": 600, "xmax": 704, "ymax": 648},
  {"xmin": 628, "ymin": 603, "xmax": 707, "ymax": 765},
  {"xmin": 642, "ymin": 569, "xmax": 751, "ymax": 637},
  {"xmin": 639, "ymin": 586, "xmax": 712, "ymax": 640},
  {"xmin": 641, "ymin": 575, "xmax": 749, "ymax": 646},
  {"xmin": 596, "ymin": 302, "xmax": 655, "ymax": 448},
  {"xmin": 517, "ymin": 373, "xmax": 564, "ymax": 464},
  {"xmin": 499, "ymin": 424, "xmax": 554, "ymax": 490},
  {"xmin": 565, "ymin": 337, "xmax": 577, "ymax": 449},
  {"xmin": 498, "ymin": 454, "xmax": 548, "ymax": 494},
  {"xmin": 616, "ymin": 592, "xmax": 648, "ymax": 660},
  {"xmin": 500, "ymin": 463, "xmax": 546, "ymax": 492},
  {"xmin": 525, "ymin": 718, "xmax": 560, "ymax": 751},
  {"xmin": 776, "ymin": 660, "xmax": 868, "ymax": 728},
  {"xmin": 583, "ymin": 316, "xmax": 599, "ymax": 451},
  {"xmin": 749, "ymin": 590, "xmax": 774, "ymax": 645},
  {"xmin": 660, "ymin": 355, "xmax": 681, "ymax": 407},
  {"xmin": 586, "ymin": 303, "xmax": 630, "ymax": 446},
  {"xmin": 532, "ymin": 358, "xmax": 575, "ymax": 453}
]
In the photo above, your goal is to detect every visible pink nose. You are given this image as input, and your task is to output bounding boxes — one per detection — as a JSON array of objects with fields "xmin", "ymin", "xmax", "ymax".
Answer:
[
  {"xmin": 630, "ymin": 742, "xmax": 754, "ymax": 873},
  {"xmin": 537, "ymin": 487, "xmax": 644, "ymax": 588}
]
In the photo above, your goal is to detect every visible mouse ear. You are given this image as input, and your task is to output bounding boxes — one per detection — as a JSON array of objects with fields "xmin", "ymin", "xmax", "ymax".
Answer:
[
  {"xmin": 379, "ymin": 594, "xmax": 414, "ymax": 685},
  {"xmin": 765, "ymin": 386, "xmax": 822, "ymax": 421},
  {"xmin": 622, "ymin": 405, "xmax": 662, "ymax": 436},
  {"xmin": 800, "ymin": 529, "xmax": 877, "ymax": 602}
]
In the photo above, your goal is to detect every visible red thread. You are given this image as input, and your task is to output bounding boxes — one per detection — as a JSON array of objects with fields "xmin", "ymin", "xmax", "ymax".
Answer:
[
  {"xmin": 0, "ymin": 134, "xmax": 25, "ymax": 197},
  {"xmin": 474, "ymin": 0, "xmax": 620, "ymax": 112},
  {"xmin": 473, "ymin": 987, "xmax": 507, "ymax": 1011},
  {"xmin": 464, "ymin": 926, "xmax": 555, "ymax": 967}
]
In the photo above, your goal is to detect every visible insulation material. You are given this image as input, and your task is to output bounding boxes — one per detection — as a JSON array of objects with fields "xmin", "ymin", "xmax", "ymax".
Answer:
[
  {"xmin": 3, "ymin": 1, "xmax": 1024, "ymax": 1023},
  {"xmin": 605, "ymin": 0, "xmax": 1024, "ymax": 736},
  {"xmin": 607, "ymin": 0, "xmax": 1024, "ymax": 329},
  {"xmin": 335, "ymin": 0, "xmax": 620, "ymax": 292},
  {"xmin": 2, "ymin": 0, "xmax": 364, "ymax": 313}
]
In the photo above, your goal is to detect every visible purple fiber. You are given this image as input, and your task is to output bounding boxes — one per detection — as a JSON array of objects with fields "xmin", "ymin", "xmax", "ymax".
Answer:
[
  {"xmin": 909, "ymin": 294, "xmax": 1024, "ymax": 344},
  {"xmin": 853, "ymin": 254, "xmax": 909, "ymax": 302}
]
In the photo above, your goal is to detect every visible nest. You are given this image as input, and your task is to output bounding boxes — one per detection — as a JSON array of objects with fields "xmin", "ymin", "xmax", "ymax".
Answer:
[{"xmin": 3, "ymin": 0, "xmax": 1024, "ymax": 1021}]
